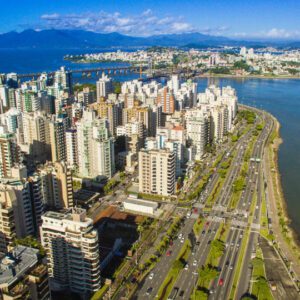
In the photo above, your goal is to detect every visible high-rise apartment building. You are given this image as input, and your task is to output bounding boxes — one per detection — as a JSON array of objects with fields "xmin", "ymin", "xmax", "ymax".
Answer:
[
  {"xmin": 65, "ymin": 129, "xmax": 78, "ymax": 168},
  {"xmin": 138, "ymin": 148, "xmax": 176, "ymax": 196},
  {"xmin": 186, "ymin": 109, "xmax": 210, "ymax": 160},
  {"xmin": 40, "ymin": 208, "xmax": 101, "ymax": 295},
  {"xmin": 96, "ymin": 73, "xmax": 113, "ymax": 100},
  {"xmin": 0, "ymin": 126, "xmax": 20, "ymax": 178},
  {"xmin": 76, "ymin": 110, "xmax": 115, "ymax": 179},
  {"xmin": 39, "ymin": 161, "xmax": 74, "ymax": 209},
  {"xmin": 157, "ymin": 87, "xmax": 175, "ymax": 114}
]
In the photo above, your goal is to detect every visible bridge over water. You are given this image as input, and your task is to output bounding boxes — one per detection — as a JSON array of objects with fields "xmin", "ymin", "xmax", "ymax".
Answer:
[
  {"xmin": 17, "ymin": 65, "xmax": 199, "ymax": 81},
  {"xmin": 17, "ymin": 65, "xmax": 149, "ymax": 79}
]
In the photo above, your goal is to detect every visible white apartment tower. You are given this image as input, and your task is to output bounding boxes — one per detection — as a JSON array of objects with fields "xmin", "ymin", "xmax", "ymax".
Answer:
[
  {"xmin": 138, "ymin": 148, "xmax": 176, "ymax": 196},
  {"xmin": 76, "ymin": 110, "xmax": 115, "ymax": 179},
  {"xmin": 40, "ymin": 208, "xmax": 101, "ymax": 295},
  {"xmin": 65, "ymin": 129, "xmax": 78, "ymax": 168},
  {"xmin": 96, "ymin": 73, "xmax": 113, "ymax": 100},
  {"xmin": 186, "ymin": 109, "xmax": 210, "ymax": 160}
]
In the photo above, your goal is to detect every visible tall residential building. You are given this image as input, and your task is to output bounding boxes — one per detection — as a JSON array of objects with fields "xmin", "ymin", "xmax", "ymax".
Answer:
[
  {"xmin": 21, "ymin": 112, "xmax": 51, "ymax": 161},
  {"xmin": 0, "ymin": 175, "xmax": 43, "ymax": 240},
  {"xmin": 186, "ymin": 109, "xmax": 210, "ymax": 160},
  {"xmin": 0, "ymin": 246, "xmax": 50, "ymax": 300},
  {"xmin": 54, "ymin": 66, "xmax": 72, "ymax": 93},
  {"xmin": 0, "ymin": 126, "xmax": 20, "ymax": 178},
  {"xmin": 40, "ymin": 208, "xmax": 101, "ymax": 295},
  {"xmin": 66, "ymin": 129, "xmax": 78, "ymax": 168},
  {"xmin": 138, "ymin": 148, "xmax": 176, "ymax": 196},
  {"xmin": 96, "ymin": 73, "xmax": 113, "ymax": 100},
  {"xmin": 76, "ymin": 110, "xmax": 115, "ymax": 179},
  {"xmin": 0, "ymin": 188, "xmax": 16, "ymax": 253},
  {"xmin": 49, "ymin": 118, "xmax": 66, "ymax": 162},
  {"xmin": 90, "ymin": 97, "xmax": 117, "ymax": 135},
  {"xmin": 77, "ymin": 87, "xmax": 95, "ymax": 106},
  {"xmin": 157, "ymin": 87, "xmax": 175, "ymax": 114},
  {"xmin": 39, "ymin": 161, "xmax": 74, "ymax": 209}
]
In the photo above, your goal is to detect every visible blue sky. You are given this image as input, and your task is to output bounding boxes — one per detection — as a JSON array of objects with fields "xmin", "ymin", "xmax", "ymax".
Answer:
[{"xmin": 1, "ymin": 0, "xmax": 300, "ymax": 39}]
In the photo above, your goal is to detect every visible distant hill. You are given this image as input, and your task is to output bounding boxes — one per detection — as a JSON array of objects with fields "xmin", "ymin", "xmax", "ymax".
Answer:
[
  {"xmin": 0, "ymin": 29, "xmax": 298, "ymax": 49},
  {"xmin": 0, "ymin": 29, "xmax": 232, "ymax": 49}
]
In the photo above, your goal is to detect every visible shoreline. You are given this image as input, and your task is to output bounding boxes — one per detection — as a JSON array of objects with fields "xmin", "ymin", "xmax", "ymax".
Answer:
[
  {"xmin": 195, "ymin": 74, "xmax": 300, "ymax": 80},
  {"xmin": 241, "ymin": 103, "xmax": 300, "ymax": 274},
  {"xmin": 271, "ymin": 117, "xmax": 300, "ymax": 245},
  {"xmin": 62, "ymin": 59, "xmax": 300, "ymax": 80},
  {"xmin": 265, "ymin": 113, "xmax": 300, "ymax": 274}
]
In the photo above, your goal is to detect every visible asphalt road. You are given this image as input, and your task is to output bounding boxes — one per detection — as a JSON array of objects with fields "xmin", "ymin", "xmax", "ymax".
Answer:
[
  {"xmin": 173, "ymin": 221, "xmax": 220, "ymax": 300},
  {"xmin": 134, "ymin": 218, "xmax": 195, "ymax": 299},
  {"xmin": 132, "ymin": 109, "xmax": 286, "ymax": 300}
]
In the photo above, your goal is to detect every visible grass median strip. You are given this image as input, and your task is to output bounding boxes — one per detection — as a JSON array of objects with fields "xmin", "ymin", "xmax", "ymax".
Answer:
[
  {"xmin": 193, "ymin": 217, "xmax": 204, "ymax": 236},
  {"xmin": 156, "ymin": 239, "xmax": 191, "ymax": 300},
  {"xmin": 250, "ymin": 247, "xmax": 274, "ymax": 300},
  {"xmin": 229, "ymin": 192, "xmax": 257, "ymax": 300}
]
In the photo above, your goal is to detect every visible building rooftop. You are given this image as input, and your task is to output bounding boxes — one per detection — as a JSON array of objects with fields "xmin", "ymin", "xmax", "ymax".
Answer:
[
  {"xmin": 124, "ymin": 197, "xmax": 158, "ymax": 209},
  {"xmin": 0, "ymin": 245, "xmax": 39, "ymax": 287}
]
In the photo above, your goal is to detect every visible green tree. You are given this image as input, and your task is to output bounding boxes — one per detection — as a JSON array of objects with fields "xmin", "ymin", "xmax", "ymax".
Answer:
[
  {"xmin": 191, "ymin": 289, "xmax": 209, "ymax": 300},
  {"xmin": 198, "ymin": 265, "xmax": 219, "ymax": 286},
  {"xmin": 173, "ymin": 259, "xmax": 184, "ymax": 271},
  {"xmin": 113, "ymin": 81, "xmax": 121, "ymax": 94}
]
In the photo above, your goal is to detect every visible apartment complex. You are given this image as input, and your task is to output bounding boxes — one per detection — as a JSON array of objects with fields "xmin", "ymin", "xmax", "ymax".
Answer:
[
  {"xmin": 40, "ymin": 208, "xmax": 101, "ymax": 296},
  {"xmin": 138, "ymin": 148, "xmax": 176, "ymax": 196}
]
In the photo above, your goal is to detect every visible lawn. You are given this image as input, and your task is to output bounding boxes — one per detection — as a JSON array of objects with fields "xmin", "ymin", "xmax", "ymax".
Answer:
[
  {"xmin": 193, "ymin": 217, "xmax": 204, "ymax": 236},
  {"xmin": 251, "ymin": 248, "xmax": 274, "ymax": 300}
]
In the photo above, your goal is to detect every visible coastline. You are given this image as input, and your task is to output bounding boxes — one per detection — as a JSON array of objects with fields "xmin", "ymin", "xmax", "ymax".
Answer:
[
  {"xmin": 62, "ymin": 59, "xmax": 300, "ymax": 80},
  {"xmin": 272, "ymin": 118, "xmax": 300, "ymax": 244},
  {"xmin": 265, "ymin": 113, "xmax": 300, "ymax": 274},
  {"xmin": 196, "ymin": 74, "xmax": 300, "ymax": 80}
]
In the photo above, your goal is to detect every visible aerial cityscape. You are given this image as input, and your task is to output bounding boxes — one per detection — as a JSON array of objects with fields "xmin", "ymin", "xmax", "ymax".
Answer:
[{"xmin": 0, "ymin": 1, "xmax": 299, "ymax": 300}]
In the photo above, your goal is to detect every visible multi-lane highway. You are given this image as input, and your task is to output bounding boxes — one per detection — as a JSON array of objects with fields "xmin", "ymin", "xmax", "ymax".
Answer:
[{"xmin": 132, "ymin": 108, "xmax": 280, "ymax": 300}]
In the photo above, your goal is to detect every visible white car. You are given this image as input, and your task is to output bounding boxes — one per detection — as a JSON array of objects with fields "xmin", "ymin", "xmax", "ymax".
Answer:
[
  {"xmin": 193, "ymin": 260, "xmax": 197, "ymax": 266},
  {"xmin": 148, "ymin": 272, "xmax": 154, "ymax": 280},
  {"xmin": 184, "ymin": 264, "xmax": 189, "ymax": 270}
]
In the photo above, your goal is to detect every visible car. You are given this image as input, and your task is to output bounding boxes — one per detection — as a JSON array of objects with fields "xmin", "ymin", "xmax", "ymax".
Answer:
[
  {"xmin": 184, "ymin": 264, "xmax": 189, "ymax": 270},
  {"xmin": 178, "ymin": 233, "xmax": 183, "ymax": 239},
  {"xmin": 180, "ymin": 238, "xmax": 184, "ymax": 243},
  {"xmin": 217, "ymin": 266, "xmax": 222, "ymax": 272},
  {"xmin": 166, "ymin": 250, "xmax": 172, "ymax": 256},
  {"xmin": 208, "ymin": 229, "xmax": 211, "ymax": 233},
  {"xmin": 148, "ymin": 273, "xmax": 154, "ymax": 280},
  {"xmin": 193, "ymin": 259, "xmax": 197, "ymax": 266},
  {"xmin": 206, "ymin": 221, "xmax": 210, "ymax": 226},
  {"xmin": 146, "ymin": 287, "xmax": 153, "ymax": 295},
  {"xmin": 202, "ymin": 230, "xmax": 205, "ymax": 235},
  {"xmin": 218, "ymin": 278, "xmax": 224, "ymax": 286},
  {"xmin": 230, "ymin": 265, "xmax": 234, "ymax": 270},
  {"xmin": 179, "ymin": 291, "xmax": 184, "ymax": 297},
  {"xmin": 225, "ymin": 261, "xmax": 230, "ymax": 267},
  {"xmin": 208, "ymin": 240, "xmax": 211, "ymax": 245},
  {"xmin": 169, "ymin": 240, "xmax": 173, "ymax": 246},
  {"xmin": 192, "ymin": 251, "xmax": 195, "ymax": 256}
]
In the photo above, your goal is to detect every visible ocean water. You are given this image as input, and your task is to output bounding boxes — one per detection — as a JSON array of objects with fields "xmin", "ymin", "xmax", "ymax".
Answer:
[{"xmin": 0, "ymin": 49, "xmax": 299, "ymax": 237}]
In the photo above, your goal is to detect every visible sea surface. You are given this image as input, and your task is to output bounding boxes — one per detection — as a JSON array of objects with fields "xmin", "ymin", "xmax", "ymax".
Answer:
[{"xmin": 0, "ymin": 49, "xmax": 299, "ymax": 238}]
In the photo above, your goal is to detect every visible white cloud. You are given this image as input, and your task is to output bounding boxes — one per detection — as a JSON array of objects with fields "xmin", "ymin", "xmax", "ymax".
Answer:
[
  {"xmin": 37, "ymin": 10, "xmax": 201, "ymax": 36},
  {"xmin": 232, "ymin": 28, "xmax": 300, "ymax": 40}
]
